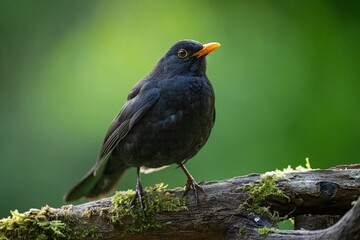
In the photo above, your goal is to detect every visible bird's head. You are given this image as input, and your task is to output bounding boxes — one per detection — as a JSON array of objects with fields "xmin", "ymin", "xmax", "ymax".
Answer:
[{"xmin": 154, "ymin": 40, "xmax": 220, "ymax": 77}]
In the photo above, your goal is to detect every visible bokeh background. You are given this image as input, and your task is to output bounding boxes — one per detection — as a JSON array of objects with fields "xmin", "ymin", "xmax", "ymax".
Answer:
[{"xmin": 1, "ymin": 0, "xmax": 359, "ymax": 222}]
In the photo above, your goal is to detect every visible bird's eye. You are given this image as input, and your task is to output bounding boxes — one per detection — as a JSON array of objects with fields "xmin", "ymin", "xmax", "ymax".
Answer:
[{"xmin": 177, "ymin": 49, "xmax": 188, "ymax": 59}]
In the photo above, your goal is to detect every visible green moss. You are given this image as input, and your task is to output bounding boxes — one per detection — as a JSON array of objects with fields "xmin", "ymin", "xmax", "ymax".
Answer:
[
  {"xmin": 238, "ymin": 226, "xmax": 247, "ymax": 234},
  {"xmin": 0, "ymin": 206, "xmax": 101, "ymax": 240},
  {"xmin": 0, "ymin": 183, "xmax": 186, "ymax": 239},
  {"xmin": 110, "ymin": 183, "xmax": 187, "ymax": 234},
  {"xmin": 255, "ymin": 227, "xmax": 276, "ymax": 235},
  {"xmin": 240, "ymin": 159, "xmax": 314, "ymax": 223},
  {"xmin": 240, "ymin": 174, "xmax": 290, "ymax": 223},
  {"xmin": 82, "ymin": 209, "xmax": 91, "ymax": 218},
  {"xmin": 264, "ymin": 158, "xmax": 313, "ymax": 179},
  {"xmin": 0, "ymin": 207, "xmax": 66, "ymax": 240}
]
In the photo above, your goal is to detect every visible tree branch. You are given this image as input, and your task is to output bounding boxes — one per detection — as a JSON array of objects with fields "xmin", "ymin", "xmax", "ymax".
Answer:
[{"xmin": 1, "ymin": 165, "xmax": 359, "ymax": 239}]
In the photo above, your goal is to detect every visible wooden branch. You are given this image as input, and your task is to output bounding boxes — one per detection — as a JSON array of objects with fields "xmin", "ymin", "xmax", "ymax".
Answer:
[
  {"xmin": 1, "ymin": 165, "xmax": 359, "ymax": 239},
  {"xmin": 264, "ymin": 195, "xmax": 360, "ymax": 240}
]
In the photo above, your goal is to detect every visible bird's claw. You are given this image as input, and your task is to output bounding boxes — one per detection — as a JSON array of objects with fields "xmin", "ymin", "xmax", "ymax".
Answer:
[
  {"xmin": 182, "ymin": 177, "xmax": 205, "ymax": 204},
  {"xmin": 130, "ymin": 172, "xmax": 146, "ymax": 214},
  {"xmin": 130, "ymin": 189, "xmax": 145, "ymax": 212}
]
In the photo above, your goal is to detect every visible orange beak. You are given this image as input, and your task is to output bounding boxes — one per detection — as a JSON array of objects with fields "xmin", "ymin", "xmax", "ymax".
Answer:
[{"xmin": 193, "ymin": 42, "xmax": 221, "ymax": 58}]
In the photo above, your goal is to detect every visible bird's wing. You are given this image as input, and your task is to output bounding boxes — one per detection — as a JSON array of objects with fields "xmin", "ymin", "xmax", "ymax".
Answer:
[{"xmin": 93, "ymin": 86, "xmax": 160, "ymax": 173}]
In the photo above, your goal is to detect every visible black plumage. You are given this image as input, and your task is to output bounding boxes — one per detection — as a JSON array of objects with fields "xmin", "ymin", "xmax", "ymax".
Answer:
[{"xmin": 64, "ymin": 40, "xmax": 220, "ymax": 207}]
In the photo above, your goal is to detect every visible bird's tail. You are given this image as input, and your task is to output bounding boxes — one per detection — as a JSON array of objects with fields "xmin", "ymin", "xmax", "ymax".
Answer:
[{"xmin": 64, "ymin": 157, "xmax": 129, "ymax": 202}]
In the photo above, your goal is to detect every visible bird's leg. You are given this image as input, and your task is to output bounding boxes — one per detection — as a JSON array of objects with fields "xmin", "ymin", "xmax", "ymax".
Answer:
[
  {"xmin": 179, "ymin": 163, "xmax": 205, "ymax": 204},
  {"xmin": 130, "ymin": 167, "xmax": 145, "ymax": 212}
]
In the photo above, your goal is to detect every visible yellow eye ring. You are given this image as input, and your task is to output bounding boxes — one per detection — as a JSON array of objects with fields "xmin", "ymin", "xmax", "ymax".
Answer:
[{"xmin": 177, "ymin": 49, "xmax": 188, "ymax": 59}]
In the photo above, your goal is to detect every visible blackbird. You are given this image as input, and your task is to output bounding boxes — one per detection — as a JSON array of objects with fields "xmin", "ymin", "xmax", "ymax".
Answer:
[{"xmin": 64, "ymin": 40, "xmax": 220, "ymax": 208}]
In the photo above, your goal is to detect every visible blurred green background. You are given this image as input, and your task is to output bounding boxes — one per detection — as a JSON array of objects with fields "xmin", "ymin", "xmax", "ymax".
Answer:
[{"xmin": 1, "ymin": 0, "xmax": 359, "ymax": 219}]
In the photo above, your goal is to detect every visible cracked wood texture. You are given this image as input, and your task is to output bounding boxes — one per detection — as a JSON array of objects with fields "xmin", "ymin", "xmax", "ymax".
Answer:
[{"xmin": 33, "ymin": 165, "xmax": 360, "ymax": 239}]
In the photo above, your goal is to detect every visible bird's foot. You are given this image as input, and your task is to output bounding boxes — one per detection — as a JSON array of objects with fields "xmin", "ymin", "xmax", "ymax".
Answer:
[
  {"xmin": 182, "ymin": 176, "xmax": 205, "ymax": 204},
  {"xmin": 130, "ymin": 182, "xmax": 146, "ymax": 213},
  {"xmin": 130, "ymin": 167, "xmax": 146, "ymax": 213},
  {"xmin": 179, "ymin": 163, "xmax": 206, "ymax": 204}
]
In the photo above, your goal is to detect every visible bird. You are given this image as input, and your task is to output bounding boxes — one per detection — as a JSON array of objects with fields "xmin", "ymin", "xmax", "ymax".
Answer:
[{"xmin": 64, "ymin": 40, "xmax": 220, "ymax": 209}]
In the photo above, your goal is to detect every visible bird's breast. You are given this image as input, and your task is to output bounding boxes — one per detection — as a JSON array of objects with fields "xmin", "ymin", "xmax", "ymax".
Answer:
[{"xmin": 118, "ymin": 76, "xmax": 215, "ymax": 168}]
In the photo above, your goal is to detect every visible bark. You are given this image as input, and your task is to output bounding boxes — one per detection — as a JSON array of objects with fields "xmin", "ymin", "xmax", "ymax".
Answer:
[{"xmin": 3, "ymin": 164, "xmax": 360, "ymax": 239}]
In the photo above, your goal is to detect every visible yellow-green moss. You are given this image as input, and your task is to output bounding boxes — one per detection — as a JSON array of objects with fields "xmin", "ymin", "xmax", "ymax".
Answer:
[
  {"xmin": 0, "ymin": 206, "xmax": 101, "ymax": 240},
  {"xmin": 240, "ymin": 159, "xmax": 313, "ymax": 224},
  {"xmin": 238, "ymin": 226, "xmax": 247, "ymax": 234},
  {"xmin": 81, "ymin": 209, "xmax": 91, "ymax": 218},
  {"xmin": 0, "ymin": 208, "xmax": 66, "ymax": 240},
  {"xmin": 0, "ymin": 183, "xmax": 187, "ymax": 239},
  {"xmin": 240, "ymin": 174, "xmax": 290, "ymax": 220},
  {"xmin": 255, "ymin": 227, "xmax": 276, "ymax": 235},
  {"xmin": 263, "ymin": 158, "xmax": 313, "ymax": 179},
  {"xmin": 110, "ymin": 183, "xmax": 187, "ymax": 234}
]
